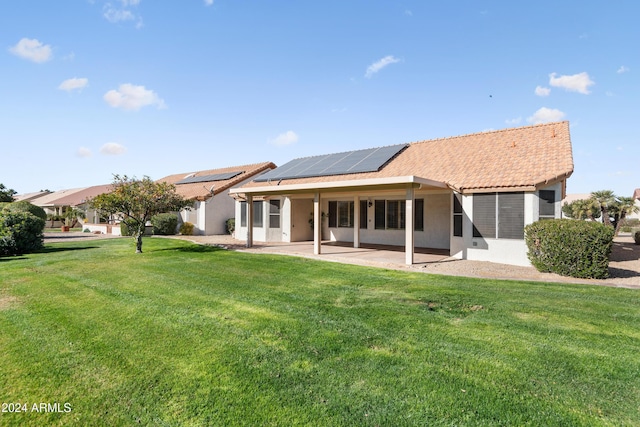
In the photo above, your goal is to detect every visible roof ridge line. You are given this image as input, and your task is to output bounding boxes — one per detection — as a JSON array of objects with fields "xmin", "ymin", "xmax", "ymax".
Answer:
[{"xmin": 407, "ymin": 121, "xmax": 569, "ymax": 146}]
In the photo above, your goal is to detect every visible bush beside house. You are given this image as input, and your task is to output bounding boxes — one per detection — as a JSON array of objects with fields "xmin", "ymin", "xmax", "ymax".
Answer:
[
  {"xmin": 151, "ymin": 213, "xmax": 178, "ymax": 235},
  {"xmin": 525, "ymin": 219, "xmax": 614, "ymax": 279}
]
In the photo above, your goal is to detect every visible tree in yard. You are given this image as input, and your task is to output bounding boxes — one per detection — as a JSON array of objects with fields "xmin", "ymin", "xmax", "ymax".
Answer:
[
  {"xmin": 610, "ymin": 196, "xmax": 640, "ymax": 236},
  {"xmin": 0, "ymin": 184, "xmax": 17, "ymax": 202},
  {"xmin": 89, "ymin": 175, "xmax": 191, "ymax": 253},
  {"xmin": 562, "ymin": 198, "xmax": 601, "ymax": 221},
  {"xmin": 590, "ymin": 190, "xmax": 616, "ymax": 226}
]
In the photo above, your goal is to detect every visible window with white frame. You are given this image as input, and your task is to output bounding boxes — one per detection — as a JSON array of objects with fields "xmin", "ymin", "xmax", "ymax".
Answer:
[{"xmin": 269, "ymin": 200, "xmax": 281, "ymax": 228}]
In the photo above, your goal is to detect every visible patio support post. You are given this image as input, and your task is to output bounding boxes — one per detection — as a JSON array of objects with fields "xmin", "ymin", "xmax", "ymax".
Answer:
[
  {"xmin": 313, "ymin": 192, "xmax": 321, "ymax": 255},
  {"xmin": 246, "ymin": 194, "xmax": 253, "ymax": 248},
  {"xmin": 405, "ymin": 188, "xmax": 414, "ymax": 265},
  {"xmin": 353, "ymin": 195, "xmax": 360, "ymax": 248}
]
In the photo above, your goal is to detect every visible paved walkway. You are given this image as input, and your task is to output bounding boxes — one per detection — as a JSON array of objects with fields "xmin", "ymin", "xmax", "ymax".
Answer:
[{"xmin": 163, "ymin": 234, "xmax": 640, "ymax": 289}]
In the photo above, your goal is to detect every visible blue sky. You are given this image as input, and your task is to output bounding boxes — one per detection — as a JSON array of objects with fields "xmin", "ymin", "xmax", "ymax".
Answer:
[{"xmin": 2, "ymin": 1, "xmax": 638, "ymax": 197}]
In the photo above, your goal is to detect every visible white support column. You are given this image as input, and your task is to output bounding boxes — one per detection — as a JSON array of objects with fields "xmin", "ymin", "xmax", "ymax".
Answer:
[
  {"xmin": 246, "ymin": 195, "xmax": 253, "ymax": 248},
  {"xmin": 405, "ymin": 188, "xmax": 414, "ymax": 265},
  {"xmin": 313, "ymin": 192, "xmax": 322, "ymax": 255},
  {"xmin": 353, "ymin": 195, "xmax": 360, "ymax": 248}
]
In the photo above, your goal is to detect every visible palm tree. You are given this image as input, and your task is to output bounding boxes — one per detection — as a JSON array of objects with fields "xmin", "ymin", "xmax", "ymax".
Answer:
[
  {"xmin": 612, "ymin": 196, "xmax": 640, "ymax": 236},
  {"xmin": 562, "ymin": 198, "xmax": 601, "ymax": 221},
  {"xmin": 590, "ymin": 190, "xmax": 616, "ymax": 226}
]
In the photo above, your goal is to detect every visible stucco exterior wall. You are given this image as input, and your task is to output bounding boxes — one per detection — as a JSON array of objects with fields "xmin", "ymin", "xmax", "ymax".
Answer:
[{"xmin": 450, "ymin": 183, "xmax": 563, "ymax": 267}]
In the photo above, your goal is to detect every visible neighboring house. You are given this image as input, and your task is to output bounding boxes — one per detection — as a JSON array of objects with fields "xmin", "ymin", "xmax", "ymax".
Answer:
[
  {"xmin": 158, "ymin": 162, "xmax": 276, "ymax": 235},
  {"xmin": 230, "ymin": 121, "xmax": 574, "ymax": 267},
  {"xmin": 30, "ymin": 188, "xmax": 87, "ymax": 217},
  {"xmin": 50, "ymin": 184, "xmax": 114, "ymax": 224},
  {"xmin": 629, "ymin": 188, "xmax": 640, "ymax": 220}
]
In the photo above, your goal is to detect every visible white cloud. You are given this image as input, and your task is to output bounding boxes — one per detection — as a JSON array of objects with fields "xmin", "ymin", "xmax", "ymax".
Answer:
[
  {"xmin": 404, "ymin": 10, "xmax": 412, "ymax": 16},
  {"xmin": 534, "ymin": 86, "xmax": 550, "ymax": 97},
  {"xmin": 549, "ymin": 72, "xmax": 594, "ymax": 94},
  {"xmin": 9, "ymin": 38, "xmax": 53, "ymax": 63},
  {"xmin": 100, "ymin": 142, "xmax": 127, "ymax": 155},
  {"xmin": 103, "ymin": 1, "xmax": 143, "ymax": 28},
  {"xmin": 527, "ymin": 107, "xmax": 565, "ymax": 124},
  {"xmin": 77, "ymin": 147, "xmax": 92, "ymax": 158},
  {"xmin": 269, "ymin": 130, "xmax": 299, "ymax": 146},
  {"xmin": 204, "ymin": 0, "xmax": 214, "ymax": 5},
  {"xmin": 365, "ymin": 55, "xmax": 400, "ymax": 78},
  {"xmin": 104, "ymin": 84, "xmax": 166, "ymax": 111},
  {"xmin": 59, "ymin": 77, "xmax": 89, "ymax": 92},
  {"xmin": 505, "ymin": 117, "xmax": 522, "ymax": 125},
  {"xmin": 617, "ymin": 66, "xmax": 629, "ymax": 74}
]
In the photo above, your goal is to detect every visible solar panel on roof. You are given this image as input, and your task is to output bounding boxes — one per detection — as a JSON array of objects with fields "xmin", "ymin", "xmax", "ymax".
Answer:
[
  {"xmin": 254, "ymin": 144, "xmax": 407, "ymax": 182},
  {"xmin": 176, "ymin": 171, "xmax": 243, "ymax": 185}
]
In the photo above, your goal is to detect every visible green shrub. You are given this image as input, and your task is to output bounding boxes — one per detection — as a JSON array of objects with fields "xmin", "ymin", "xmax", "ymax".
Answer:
[
  {"xmin": 2, "ymin": 201, "xmax": 47, "ymax": 222},
  {"xmin": 0, "ymin": 212, "xmax": 45, "ymax": 256},
  {"xmin": 226, "ymin": 218, "xmax": 235, "ymax": 235},
  {"xmin": 525, "ymin": 219, "xmax": 614, "ymax": 279},
  {"xmin": 634, "ymin": 230, "xmax": 640, "ymax": 245},
  {"xmin": 179, "ymin": 221, "xmax": 194, "ymax": 236},
  {"xmin": 151, "ymin": 213, "xmax": 178, "ymax": 235}
]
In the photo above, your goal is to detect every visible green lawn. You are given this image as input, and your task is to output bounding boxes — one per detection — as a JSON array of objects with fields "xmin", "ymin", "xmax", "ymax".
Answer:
[{"xmin": 1, "ymin": 238, "xmax": 639, "ymax": 426}]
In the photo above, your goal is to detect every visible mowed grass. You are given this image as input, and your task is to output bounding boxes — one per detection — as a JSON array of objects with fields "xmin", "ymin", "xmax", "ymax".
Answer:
[{"xmin": 0, "ymin": 238, "xmax": 639, "ymax": 426}]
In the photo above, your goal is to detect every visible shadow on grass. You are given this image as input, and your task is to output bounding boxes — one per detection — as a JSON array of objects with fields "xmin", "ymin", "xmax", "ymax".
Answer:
[
  {"xmin": 151, "ymin": 244, "xmax": 227, "ymax": 254},
  {"xmin": 39, "ymin": 246, "xmax": 99, "ymax": 254},
  {"xmin": 0, "ymin": 256, "xmax": 27, "ymax": 262}
]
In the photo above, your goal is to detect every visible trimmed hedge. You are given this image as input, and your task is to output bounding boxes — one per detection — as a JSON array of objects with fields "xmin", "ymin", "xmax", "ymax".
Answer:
[
  {"xmin": 0, "ymin": 212, "xmax": 45, "ymax": 256},
  {"xmin": 525, "ymin": 219, "xmax": 614, "ymax": 279},
  {"xmin": 151, "ymin": 213, "xmax": 178, "ymax": 235},
  {"xmin": 1, "ymin": 201, "xmax": 47, "ymax": 222}
]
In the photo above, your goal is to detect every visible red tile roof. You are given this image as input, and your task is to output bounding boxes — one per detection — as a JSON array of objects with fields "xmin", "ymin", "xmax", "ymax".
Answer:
[
  {"xmin": 43, "ymin": 185, "xmax": 113, "ymax": 207},
  {"xmin": 158, "ymin": 162, "xmax": 276, "ymax": 201},
  {"xmin": 239, "ymin": 121, "xmax": 573, "ymax": 193}
]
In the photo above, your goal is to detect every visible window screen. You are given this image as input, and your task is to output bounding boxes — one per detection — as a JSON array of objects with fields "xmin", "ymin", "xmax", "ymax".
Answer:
[
  {"xmin": 498, "ymin": 192, "xmax": 524, "ymax": 239},
  {"xmin": 453, "ymin": 194, "xmax": 463, "ymax": 237},
  {"xmin": 473, "ymin": 193, "xmax": 496, "ymax": 238},
  {"xmin": 374, "ymin": 200, "xmax": 385, "ymax": 229},
  {"xmin": 252, "ymin": 201, "xmax": 263, "ymax": 228},
  {"xmin": 539, "ymin": 190, "xmax": 556, "ymax": 219},
  {"xmin": 240, "ymin": 201, "xmax": 247, "ymax": 227},
  {"xmin": 414, "ymin": 199, "xmax": 424, "ymax": 231},
  {"xmin": 360, "ymin": 200, "xmax": 368, "ymax": 229},
  {"xmin": 269, "ymin": 200, "xmax": 280, "ymax": 228},
  {"xmin": 328, "ymin": 201, "xmax": 337, "ymax": 228}
]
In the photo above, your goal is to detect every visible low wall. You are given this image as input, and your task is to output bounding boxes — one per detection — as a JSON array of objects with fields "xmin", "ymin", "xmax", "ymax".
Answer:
[{"xmin": 82, "ymin": 223, "xmax": 122, "ymax": 236}]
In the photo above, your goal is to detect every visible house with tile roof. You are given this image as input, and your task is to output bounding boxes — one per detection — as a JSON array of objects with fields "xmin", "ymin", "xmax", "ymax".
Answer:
[
  {"xmin": 628, "ymin": 188, "xmax": 640, "ymax": 220},
  {"xmin": 157, "ymin": 162, "xmax": 276, "ymax": 235},
  {"xmin": 13, "ymin": 190, "xmax": 52, "ymax": 203},
  {"xmin": 29, "ymin": 185, "xmax": 114, "ymax": 230},
  {"xmin": 229, "ymin": 122, "xmax": 574, "ymax": 266}
]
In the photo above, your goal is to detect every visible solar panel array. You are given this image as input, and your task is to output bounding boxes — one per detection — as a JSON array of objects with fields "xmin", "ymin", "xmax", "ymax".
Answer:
[
  {"xmin": 254, "ymin": 144, "xmax": 408, "ymax": 182},
  {"xmin": 176, "ymin": 171, "xmax": 244, "ymax": 185}
]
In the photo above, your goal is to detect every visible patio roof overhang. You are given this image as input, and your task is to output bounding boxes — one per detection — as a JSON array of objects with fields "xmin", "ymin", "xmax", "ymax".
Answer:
[{"xmin": 229, "ymin": 175, "xmax": 448, "ymax": 198}]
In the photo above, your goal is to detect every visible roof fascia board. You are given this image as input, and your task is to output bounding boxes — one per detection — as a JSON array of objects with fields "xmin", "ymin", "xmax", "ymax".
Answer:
[{"xmin": 230, "ymin": 176, "xmax": 447, "ymax": 196}]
